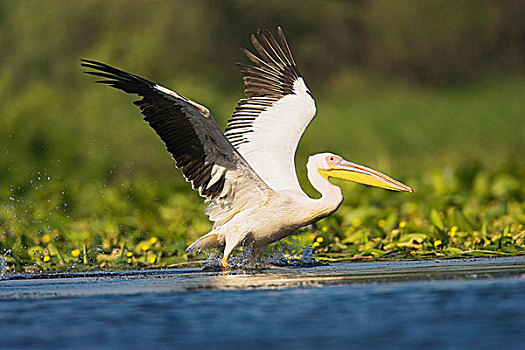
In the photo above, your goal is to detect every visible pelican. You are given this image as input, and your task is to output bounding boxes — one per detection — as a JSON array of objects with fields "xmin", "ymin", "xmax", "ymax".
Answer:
[{"xmin": 82, "ymin": 27, "xmax": 412, "ymax": 267}]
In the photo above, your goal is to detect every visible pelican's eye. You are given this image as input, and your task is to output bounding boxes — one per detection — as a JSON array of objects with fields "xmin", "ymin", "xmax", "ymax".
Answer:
[{"xmin": 326, "ymin": 155, "xmax": 340, "ymax": 166}]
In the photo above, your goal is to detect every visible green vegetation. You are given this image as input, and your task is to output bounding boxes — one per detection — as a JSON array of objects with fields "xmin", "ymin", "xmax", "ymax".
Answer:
[
  {"xmin": 1, "ymin": 1, "xmax": 524, "ymax": 272},
  {"xmin": 1, "ymin": 162, "xmax": 524, "ymax": 273}
]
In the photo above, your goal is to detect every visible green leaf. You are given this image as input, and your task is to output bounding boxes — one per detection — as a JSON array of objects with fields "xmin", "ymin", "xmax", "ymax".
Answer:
[
  {"xmin": 443, "ymin": 247, "xmax": 463, "ymax": 255},
  {"xmin": 430, "ymin": 209, "xmax": 444, "ymax": 231}
]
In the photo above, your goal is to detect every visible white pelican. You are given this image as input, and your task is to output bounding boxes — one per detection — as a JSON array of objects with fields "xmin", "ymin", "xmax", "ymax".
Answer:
[{"xmin": 82, "ymin": 27, "xmax": 412, "ymax": 267}]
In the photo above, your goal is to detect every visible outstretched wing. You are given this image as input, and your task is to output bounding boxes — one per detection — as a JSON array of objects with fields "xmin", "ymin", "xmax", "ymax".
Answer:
[
  {"xmin": 225, "ymin": 27, "xmax": 316, "ymax": 193},
  {"xmin": 81, "ymin": 59, "xmax": 272, "ymax": 223}
]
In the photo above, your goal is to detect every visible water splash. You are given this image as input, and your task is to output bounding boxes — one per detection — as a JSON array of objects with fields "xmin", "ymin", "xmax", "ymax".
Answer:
[
  {"xmin": 200, "ymin": 242, "xmax": 324, "ymax": 272},
  {"xmin": 264, "ymin": 244, "xmax": 322, "ymax": 267},
  {"xmin": 1, "ymin": 250, "xmax": 11, "ymax": 279},
  {"xmin": 201, "ymin": 250, "xmax": 263, "ymax": 272}
]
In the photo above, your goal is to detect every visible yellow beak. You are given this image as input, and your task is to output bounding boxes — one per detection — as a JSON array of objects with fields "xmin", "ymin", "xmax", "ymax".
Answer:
[{"xmin": 319, "ymin": 160, "xmax": 413, "ymax": 192}]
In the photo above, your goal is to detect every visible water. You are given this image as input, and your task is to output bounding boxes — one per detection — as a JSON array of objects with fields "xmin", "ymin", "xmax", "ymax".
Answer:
[{"xmin": 1, "ymin": 258, "xmax": 524, "ymax": 349}]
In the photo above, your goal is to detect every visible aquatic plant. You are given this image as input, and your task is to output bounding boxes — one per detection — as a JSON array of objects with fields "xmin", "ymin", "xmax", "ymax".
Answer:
[{"xmin": 0, "ymin": 164, "xmax": 523, "ymax": 273}]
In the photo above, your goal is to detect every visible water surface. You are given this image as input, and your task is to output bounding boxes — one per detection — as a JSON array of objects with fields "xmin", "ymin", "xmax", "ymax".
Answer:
[{"xmin": 1, "ymin": 257, "xmax": 524, "ymax": 349}]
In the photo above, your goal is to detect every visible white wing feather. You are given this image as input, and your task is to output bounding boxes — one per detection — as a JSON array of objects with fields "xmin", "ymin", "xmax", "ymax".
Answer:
[
  {"xmin": 225, "ymin": 28, "xmax": 317, "ymax": 193},
  {"xmin": 233, "ymin": 78, "xmax": 315, "ymax": 192}
]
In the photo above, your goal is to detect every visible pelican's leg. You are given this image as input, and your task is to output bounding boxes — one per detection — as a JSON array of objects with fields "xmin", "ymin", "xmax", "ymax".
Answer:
[
  {"xmin": 220, "ymin": 254, "xmax": 230, "ymax": 268},
  {"xmin": 220, "ymin": 239, "xmax": 237, "ymax": 269},
  {"xmin": 253, "ymin": 247, "xmax": 265, "ymax": 262}
]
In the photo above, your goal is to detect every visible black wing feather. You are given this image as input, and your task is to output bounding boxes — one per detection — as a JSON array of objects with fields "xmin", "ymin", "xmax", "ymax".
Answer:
[
  {"xmin": 82, "ymin": 59, "xmax": 230, "ymax": 199},
  {"xmin": 225, "ymin": 27, "xmax": 303, "ymax": 147}
]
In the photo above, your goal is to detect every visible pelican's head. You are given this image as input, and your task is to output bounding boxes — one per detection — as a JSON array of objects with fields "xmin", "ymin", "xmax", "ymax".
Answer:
[{"xmin": 309, "ymin": 153, "xmax": 413, "ymax": 192}]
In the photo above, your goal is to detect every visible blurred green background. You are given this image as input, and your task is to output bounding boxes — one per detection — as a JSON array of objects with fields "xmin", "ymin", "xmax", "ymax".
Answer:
[
  {"xmin": 2, "ymin": 0, "xmax": 524, "ymax": 185},
  {"xmin": 1, "ymin": 0, "xmax": 525, "ymax": 269}
]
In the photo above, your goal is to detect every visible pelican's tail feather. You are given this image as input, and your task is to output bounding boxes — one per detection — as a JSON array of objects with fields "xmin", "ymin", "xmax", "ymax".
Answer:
[{"xmin": 186, "ymin": 232, "xmax": 224, "ymax": 253}]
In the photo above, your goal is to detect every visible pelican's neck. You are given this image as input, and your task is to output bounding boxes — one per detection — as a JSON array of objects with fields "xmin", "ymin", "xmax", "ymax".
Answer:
[{"xmin": 306, "ymin": 163, "xmax": 344, "ymax": 217}]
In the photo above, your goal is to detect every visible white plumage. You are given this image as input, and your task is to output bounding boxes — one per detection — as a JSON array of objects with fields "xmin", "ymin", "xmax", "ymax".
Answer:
[
  {"xmin": 82, "ymin": 27, "xmax": 412, "ymax": 267},
  {"xmin": 227, "ymin": 78, "xmax": 316, "ymax": 193}
]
